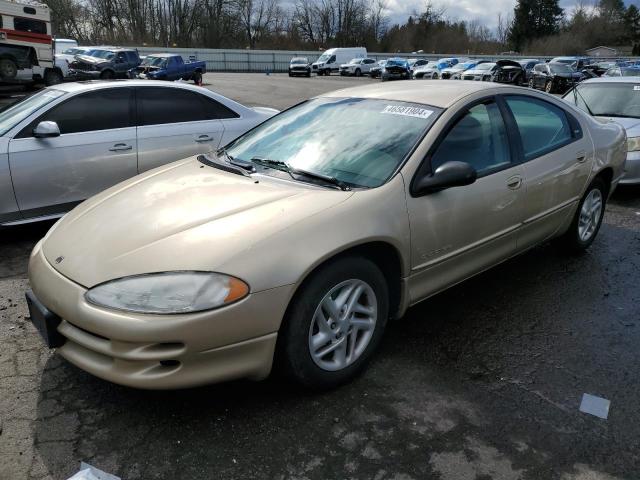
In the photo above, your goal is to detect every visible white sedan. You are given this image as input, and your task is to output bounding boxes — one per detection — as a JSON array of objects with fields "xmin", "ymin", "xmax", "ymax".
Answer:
[{"xmin": 0, "ymin": 80, "xmax": 277, "ymax": 226}]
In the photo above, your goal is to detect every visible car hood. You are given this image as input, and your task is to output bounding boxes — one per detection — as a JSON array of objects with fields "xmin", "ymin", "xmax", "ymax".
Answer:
[
  {"xmin": 464, "ymin": 68, "xmax": 490, "ymax": 75},
  {"xmin": 41, "ymin": 157, "xmax": 352, "ymax": 288},
  {"xmin": 495, "ymin": 60, "xmax": 523, "ymax": 69},
  {"xmin": 595, "ymin": 116, "xmax": 640, "ymax": 134},
  {"xmin": 73, "ymin": 55, "xmax": 109, "ymax": 65}
]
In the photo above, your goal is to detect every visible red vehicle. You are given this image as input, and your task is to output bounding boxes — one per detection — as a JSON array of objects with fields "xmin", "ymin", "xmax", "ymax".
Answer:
[{"xmin": 0, "ymin": 0, "xmax": 63, "ymax": 85}]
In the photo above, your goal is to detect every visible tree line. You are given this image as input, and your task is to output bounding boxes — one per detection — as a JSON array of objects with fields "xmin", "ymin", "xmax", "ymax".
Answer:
[{"xmin": 43, "ymin": 0, "xmax": 640, "ymax": 56}]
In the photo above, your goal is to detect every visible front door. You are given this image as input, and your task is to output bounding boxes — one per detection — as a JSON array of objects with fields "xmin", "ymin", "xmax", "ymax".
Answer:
[
  {"xmin": 136, "ymin": 86, "xmax": 225, "ymax": 173},
  {"xmin": 8, "ymin": 88, "xmax": 138, "ymax": 219},
  {"xmin": 405, "ymin": 99, "xmax": 526, "ymax": 303}
]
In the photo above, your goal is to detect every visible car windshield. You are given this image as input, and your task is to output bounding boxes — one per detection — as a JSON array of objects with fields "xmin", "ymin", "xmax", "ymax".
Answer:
[
  {"xmin": 0, "ymin": 89, "xmax": 66, "ymax": 136},
  {"xmin": 142, "ymin": 56, "xmax": 167, "ymax": 67},
  {"xmin": 451, "ymin": 63, "xmax": 467, "ymax": 70},
  {"xmin": 291, "ymin": 58, "xmax": 307, "ymax": 64},
  {"xmin": 550, "ymin": 64, "xmax": 573, "ymax": 74},
  {"xmin": 87, "ymin": 50, "xmax": 115, "ymax": 59},
  {"xmin": 62, "ymin": 48, "xmax": 82, "ymax": 55},
  {"xmin": 622, "ymin": 69, "xmax": 640, "ymax": 77},
  {"xmin": 386, "ymin": 60, "xmax": 405, "ymax": 67},
  {"xmin": 317, "ymin": 54, "xmax": 331, "ymax": 62},
  {"xmin": 564, "ymin": 83, "xmax": 640, "ymax": 119},
  {"xmin": 476, "ymin": 63, "xmax": 494, "ymax": 70},
  {"xmin": 224, "ymin": 97, "xmax": 442, "ymax": 188}
]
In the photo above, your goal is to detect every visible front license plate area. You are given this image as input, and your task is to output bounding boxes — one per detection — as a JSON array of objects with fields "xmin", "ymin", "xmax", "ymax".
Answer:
[{"xmin": 25, "ymin": 291, "xmax": 65, "ymax": 348}]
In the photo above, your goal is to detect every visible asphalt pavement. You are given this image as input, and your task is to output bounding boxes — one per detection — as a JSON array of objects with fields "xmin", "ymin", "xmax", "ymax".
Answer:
[{"xmin": 0, "ymin": 73, "xmax": 639, "ymax": 480}]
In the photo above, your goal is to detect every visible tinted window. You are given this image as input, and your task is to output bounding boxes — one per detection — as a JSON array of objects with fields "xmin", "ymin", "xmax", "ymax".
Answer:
[
  {"xmin": 202, "ymin": 96, "xmax": 239, "ymax": 119},
  {"xmin": 17, "ymin": 89, "xmax": 132, "ymax": 137},
  {"xmin": 126, "ymin": 51, "xmax": 138, "ymax": 63},
  {"xmin": 137, "ymin": 87, "xmax": 207, "ymax": 125},
  {"xmin": 14, "ymin": 17, "xmax": 46, "ymax": 34},
  {"xmin": 431, "ymin": 102, "xmax": 511, "ymax": 175},
  {"xmin": 506, "ymin": 96, "xmax": 573, "ymax": 160},
  {"xmin": 563, "ymin": 82, "xmax": 640, "ymax": 118}
]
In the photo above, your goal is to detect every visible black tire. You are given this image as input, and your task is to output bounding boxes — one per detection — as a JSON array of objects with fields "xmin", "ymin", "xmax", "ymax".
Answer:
[
  {"xmin": 528, "ymin": 78, "xmax": 534, "ymax": 89},
  {"xmin": 277, "ymin": 256, "xmax": 389, "ymax": 390},
  {"xmin": 0, "ymin": 58, "xmax": 18, "ymax": 79},
  {"xmin": 560, "ymin": 177, "xmax": 607, "ymax": 253},
  {"xmin": 432, "ymin": 72, "xmax": 438, "ymax": 79},
  {"xmin": 193, "ymin": 71, "xmax": 203, "ymax": 84},
  {"xmin": 545, "ymin": 80, "xmax": 553, "ymax": 93},
  {"xmin": 44, "ymin": 69, "xmax": 63, "ymax": 86},
  {"xmin": 306, "ymin": 72, "xmax": 311, "ymax": 77},
  {"xmin": 355, "ymin": 68, "xmax": 361, "ymax": 77},
  {"xmin": 100, "ymin": 69, "xmax": 115, "ymax": 80}
]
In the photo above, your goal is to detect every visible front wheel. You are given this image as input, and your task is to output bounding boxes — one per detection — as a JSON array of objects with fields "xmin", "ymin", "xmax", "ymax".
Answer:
[
  {"xmin": 0, "ymin": 58, "xmax": 18, "ymax": 79},
  {"xmin": 44, "ymin": 69, "xmax": 63, "ymax": 86},
  {"xmin": 277, "ymin": 256, "xmax": 389, "ymax": 390},
  {"xmin": 560, "ymin": 177, "xmax": 607, "ymax": 252},
  {"xmin": 100, "ymin": 69, "xmax": 115, "ymax": 80},
  {"xmin": 545, "ymin": 80, "xmax": 553, "ymax": 93},
  {"xmin": 528, "ymin": 78, "xmax": 534, "ymax": 89},
  {"xmin": 432, "ymin": 72, "xmax": 438, "ymax": 79},
  {"xmin": 355, "ymin": 68, "xmax": 361, "ymax": 77}
]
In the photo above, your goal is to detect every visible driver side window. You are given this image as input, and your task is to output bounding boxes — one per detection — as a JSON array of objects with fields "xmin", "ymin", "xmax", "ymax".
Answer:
[
  {"xmin": 430, "ymin": 102, "xmax": 511, "ymax": 176},
  {"xmin": 328, "ymin": 55, "xmax": 336, "ymax": 64}
]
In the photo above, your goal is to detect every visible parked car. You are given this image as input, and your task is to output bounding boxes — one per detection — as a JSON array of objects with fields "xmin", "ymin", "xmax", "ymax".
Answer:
[
  {"xmin": 128, "ymin": 54, "xmax": 205, "ymax": 84},
  {"xmin": 408, "ymin": 58, "xmax": 429, "ymax": 74},
  {"xmin": 551, "ymin": 56, "xmax": 590, "ymax": 71},
  {"xmin": 563, "ymin": 77, "xmax": 640, "ymax": 184},
  {"xmin": 380, "ymin": 58, "xmax": 411, "ymax": 81},
  {"xmin": 415, "ymin": 58, "xmax": 460, "ymax": 79},
  {"xmin": 369, "ymin": 60, "xmax": 387, "ymax": 79},
  {"xmin": 69, "ymin": 48, "xmax": 141, "ymax": 80},
  {"xmin": 529, "ymin": 62, "xmax": 581, "ymax": 93},
  {"xmin": 491, "ymin": 59, "xmax": 526, "ymax": 85},
  {"xmin": 441, "ymin": 60, "xmax": 482, "ymax": 80},
  {"xmin": 25, "ymin": 82, "xmax": 625, "ymax": 390},
  {"xmin": 603, "ymin": 66, "xmax": 640, "ymax": 77},
  {"xmin": 55, "ymin": 46, "xmax": 93, "ymax": 65},
  {"xmin": 288, "ymin": 57, "xmax": 311, "ymax": 77},
  {"xmin": 518, "ymin": 59, "xmax": 541, "ymax": 83},
  {"xmin": 0, "ymin": 80, "xmax": 278, "ymax": 227},
  {"xmin": 584, "ymin": 61, "xmax": 616, "ymax": 77},
  {"xmin": 339, "ymin": 58, "xmax": 377, "ymax": 76},
  {"xmin": 312, "ymin": 47, "xmax": 367, "ymax": 75},
  {"xmin": 53, "ymin": 38, "xmax": 78, "ymax": 56},
  {"xmin": 460, "ymin": 62, "xmax": 497, "ymax": 81}
]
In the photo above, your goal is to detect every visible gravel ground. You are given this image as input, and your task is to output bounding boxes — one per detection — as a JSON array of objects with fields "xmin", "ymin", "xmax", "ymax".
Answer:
[{"xmin": 0, "ymin": 73, "xmax": 639, "ymax": 480}]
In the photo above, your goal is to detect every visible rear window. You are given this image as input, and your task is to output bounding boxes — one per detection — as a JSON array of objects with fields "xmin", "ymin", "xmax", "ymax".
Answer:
[{"xmin": 14, "ymin": 17, "xmax": 46, "ymax": 34}]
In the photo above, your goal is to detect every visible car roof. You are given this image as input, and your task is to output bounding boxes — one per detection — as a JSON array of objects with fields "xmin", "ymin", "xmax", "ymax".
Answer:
[
  {"xmin": 582, "ymin": 77, "xmax": 640, "ymax": 84},
  {"xmin": 145, "ymin": 53, "xmax": 179, "ymax": 58},
  {"xmin": 322, "ymin": 81, "xmax": 510, "ymax": 108},
  {"xmin": 47, "ymin": 79, "xmax": 207, "ymax": 94}
]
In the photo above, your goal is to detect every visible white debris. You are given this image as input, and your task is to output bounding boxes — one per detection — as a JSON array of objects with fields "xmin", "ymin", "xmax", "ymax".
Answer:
[
  {"xmin": 579, "ymin": 393, "xmax": 610, "ymax": 420},
  {"xmin": 67, "ymin": 463, "xmax": 120, "ymax": 480}
]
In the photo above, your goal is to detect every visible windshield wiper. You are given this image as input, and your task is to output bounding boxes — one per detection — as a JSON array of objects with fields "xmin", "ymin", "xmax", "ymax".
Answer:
[
  {"xmin": 218, "ymin": 148, "xmax": 256, "ymax": 173},
  {"xmin": 250, "ymin": 157, "xmax": 351, "ymax": 191},
  {"xmin": 198, "ymin": 154, "xmax": 252, "ymax": 177}
]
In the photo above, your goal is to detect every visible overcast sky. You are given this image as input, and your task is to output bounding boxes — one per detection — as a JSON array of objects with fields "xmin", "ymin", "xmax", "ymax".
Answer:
[{"xmin": 384, "ymin": 0, "xmax": 640, "ymax": 30}]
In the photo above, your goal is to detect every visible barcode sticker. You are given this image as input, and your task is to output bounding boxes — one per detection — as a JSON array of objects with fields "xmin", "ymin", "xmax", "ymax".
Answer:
[{"xmin": 381, "ymin": 105, "xmax": 433, "ymax": 119}]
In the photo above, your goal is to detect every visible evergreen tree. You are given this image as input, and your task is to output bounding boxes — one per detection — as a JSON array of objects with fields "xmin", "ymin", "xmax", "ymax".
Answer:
[
  {"xmin": 624, "ymin": 5, "xmax": 640, "ymax": 44},
  {"xmin": 508, "ymin": 0, "xmax": 563, "ymax": 52}
]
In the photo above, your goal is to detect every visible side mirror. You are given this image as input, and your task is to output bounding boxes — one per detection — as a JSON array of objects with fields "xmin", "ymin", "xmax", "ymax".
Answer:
[
  {"xmin": 413, "ymin": 161, "xmax": 477, "ymax": 195},
  {"xmin": 33, "ymin": 121, "xmax": 60, "ymax": 138}
]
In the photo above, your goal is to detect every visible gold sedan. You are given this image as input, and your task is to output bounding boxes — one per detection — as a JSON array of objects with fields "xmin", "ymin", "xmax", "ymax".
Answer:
[{"xmin": 26, "ymin": 81, "xmax": 627, "ymax": 390}]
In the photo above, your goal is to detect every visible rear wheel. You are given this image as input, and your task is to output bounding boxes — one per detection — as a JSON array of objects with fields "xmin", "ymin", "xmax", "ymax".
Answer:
[
  {"xmin": 100, "ymin": 69, "xmax": 115, "ymax": 80},
  {"xmin": 277, "ymin": 256, "xmax": 389, "ymax": 390},
  {"xmin": 432, "ymin": 72, "xmax": 438, "ymax": 79},
  {"xmin": 193, "ymin": 71, "xmax": 203, "ymax": 85},
  {"xmin": 0, "ymin": 58, "xmax": 18, "ymax": 79},
  {"xmin": 561, "ymin": 177, "xmax": 607, "ymax": 252}
]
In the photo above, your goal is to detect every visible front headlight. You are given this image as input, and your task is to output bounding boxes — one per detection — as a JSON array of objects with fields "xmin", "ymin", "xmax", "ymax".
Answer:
[
  {"xmin": 627, "ymin": 137, "xmax": 640, "ymax": 152},
  {"xmin": 85, "ymin": 272, "xmax": 249, "ymax": 314}
]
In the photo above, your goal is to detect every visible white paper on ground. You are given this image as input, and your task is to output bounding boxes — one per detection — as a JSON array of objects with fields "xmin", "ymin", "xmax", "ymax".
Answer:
[{"xmin": 579, "ymin": 393, "xmax": 610, "ymax": 419}]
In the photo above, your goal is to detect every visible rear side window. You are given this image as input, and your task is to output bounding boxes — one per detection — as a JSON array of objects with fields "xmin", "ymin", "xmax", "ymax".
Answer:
[
  {"xmin": 17, "ymin": 88, "xmax": 133, "ymax": 137},
  {"xmin": 126, "ymin": 51, "xmax": 138, "ymax": 63},
  {"xmin": 14, "ymin": 17, "xmax": 46, "ymax": 34},
  {"xmin": 505, "ymin": 96, "xmax": 573, "ymax": 160},
  {"xmin": 137, "ymin": 87, "xmax": 207, "ymax": 125},
  {"xmin": 201, "ymin": 97, "xmax": 239, "ymax": 119}
]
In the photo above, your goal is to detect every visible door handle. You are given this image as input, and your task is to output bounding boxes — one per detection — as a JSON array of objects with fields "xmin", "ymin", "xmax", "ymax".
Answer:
[
  {"xmin": 195, "ymin": 135, "xmax": 213, "ymax": 143},
  {"xmin": 576, "ymin": 151, "xmax": 587, "ymax": 163},
  {"xmin": 109, "ymin": 143, "xmax": 132, "ymax": 152},
  {"xmin": 506, "ymin": 175, "xmax": 523, "ymax": 190}
]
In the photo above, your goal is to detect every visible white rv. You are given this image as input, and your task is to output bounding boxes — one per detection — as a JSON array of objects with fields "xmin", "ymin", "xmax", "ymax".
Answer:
[{"xmin": 312, "ymin": 47, "xmax": 367, "ymax": 76}]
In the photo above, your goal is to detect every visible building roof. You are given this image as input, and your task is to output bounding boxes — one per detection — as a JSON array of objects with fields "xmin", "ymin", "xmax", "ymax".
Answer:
[{"xmin": 586, "ymin": 46, "xmax": 618, "ymax": 53}]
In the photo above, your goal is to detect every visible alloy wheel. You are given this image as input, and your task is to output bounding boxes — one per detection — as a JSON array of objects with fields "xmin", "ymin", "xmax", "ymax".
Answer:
[
  {"xmin": 308, "ymin": 279, "xmax": 377, "ymax": 371},
  {"xmin": 578, "ymin": 189, "xmax": 603, "ymax": 242}
]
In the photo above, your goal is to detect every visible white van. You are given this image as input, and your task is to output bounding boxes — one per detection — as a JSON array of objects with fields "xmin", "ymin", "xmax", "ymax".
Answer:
[{"xmin": 312, "ymin": 47, "xmax": 367, "ymax": 75}]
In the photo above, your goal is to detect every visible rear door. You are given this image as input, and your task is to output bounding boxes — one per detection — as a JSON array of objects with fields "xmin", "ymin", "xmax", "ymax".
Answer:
[
  {"xmin": 503, "ymin": 95, "xmax": 593, "ymax": 248},
  {"xmin": 135, "ymin": 86, "xmax": 225, "ymax": 172},
  {"xmin": 8, "ymin": 88, "xmax": 137, "ymax": 218}
]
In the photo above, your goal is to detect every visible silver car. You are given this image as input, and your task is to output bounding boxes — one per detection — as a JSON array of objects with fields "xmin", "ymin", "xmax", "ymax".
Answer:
[
  {"xmin": 0, "ymin": 80, "xmax": 277, "ymax": 226},
  {"xmin": 563, "ymin": 77, "xmax": 640, "ymax": 184}
]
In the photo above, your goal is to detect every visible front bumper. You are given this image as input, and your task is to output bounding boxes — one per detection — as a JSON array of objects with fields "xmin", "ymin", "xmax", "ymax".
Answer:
[
  {"xmin": 621, "ymin": 150, "xmax": 640, "ymax": 184},
  {"xmin": 28, "ymin": 243, "xmax": 294, "ymax": 389},
  {"xmin": 68, "ymin": 68, "xmax": 101, "ymax": 79}
]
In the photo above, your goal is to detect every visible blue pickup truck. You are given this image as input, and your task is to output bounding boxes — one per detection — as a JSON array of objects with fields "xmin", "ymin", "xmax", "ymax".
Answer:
[{"xmin": 129, "ymin": 53, "xmax": 206, "ymax": 84}]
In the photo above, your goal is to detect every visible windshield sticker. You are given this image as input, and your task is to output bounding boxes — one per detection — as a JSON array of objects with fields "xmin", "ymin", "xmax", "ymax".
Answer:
[
  {"xmin": 634, "ymin": 86, "xmax": 640, "ymax": 91},
  {"xmin": 382, "ymin": 105, "xmax": 433, "ymax": 119}
]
